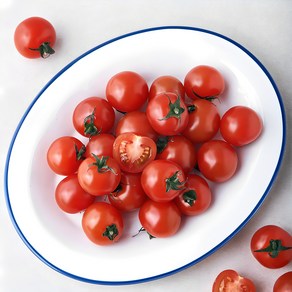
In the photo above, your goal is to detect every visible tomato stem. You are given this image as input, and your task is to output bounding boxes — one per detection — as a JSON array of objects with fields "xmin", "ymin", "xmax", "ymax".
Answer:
[
  {"xmin": 84, "ymin": 108, "xmax": 101, "ymax": 137},
  {"xmin": 191, "ymin": 89, "xmax": 216, "ymax": 101},
  {"xmin": 89, "ymin": 155, "xmax": 117, "ymax": 175},
  {"xmin": 159, "ymin": 94, "xmax": 185, "ymax": 121},
  {"xmin": 132, "ymin": 227, "xmax": 155, "ymax": 239},
  {"xmin": 165, "ymin": 171, "xmax": 185, "ymax": 192},
  {"xmin": 254, "ymin": 239, "xmax": 292, "ymax": 258},
  {"xmin": 74, "ymin": 144, "xmax": 86, "ymax": 161},
  {"xmin": 103, "ymin": 224, "xmax": 119, "ymax": 241},
  {"xmin": 182, "ymin": 190, "xmax": 197, "ymax": 206},
  {"xmin": 29, "ymin": 42, "xmax": 55, "ymax": 58}
]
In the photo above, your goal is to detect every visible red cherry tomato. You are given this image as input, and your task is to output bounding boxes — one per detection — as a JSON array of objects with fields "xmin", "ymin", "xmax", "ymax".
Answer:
[
  {"xmin": 184, "ymin": 65, "xmax": 225, "ymax": 100},
  {"xmin": 106, "ymin": 71, "xmax": 148, "ymax": 112},
  {"xmin": 182, "ymin": 99, "xmax": 221, "ymax": 143},
  {"xmin": 47, "ymin": 136, "xmax": 85, "ymax": 176},
  {"xmin": 250, "ymin": 225, "xmax": 292, "ymax": 269},
  {"xmin": 115, "ymin": 111, "xmax": 158, "ymax": 141},
  {"xmin": 220, "ymin": 106, "xmax": 263, "ymax": 146},
  {"xmin": 273, "ymin": 271, "xmax": 292, "ymax": 292},
  {"xmin": 197, "ymin": 140, "xmax": 238, "ymax": 182},
  {"xmin": 82, "ymin": 202, "xmax": 124, "ymax": 246},
  {"xmin": 156, "ymin": 135, "xmax": 196, "ymax": 174},
  {"xmin": 108, "ymin": 172, "xmax": 147, "ymax": 212},
  {"xmin": 55, "ymin": 174, "xmax": 95, "ymax": 214},
  {"xmin": 212, "ymin": 269, "xmax": 256, "ymax": 292},
  {"xmin": 141, "ymin": 159, "xmax": 186, "ymax": 202},
  {"xmin": 112, "ymin": 133, "xmax": 157, "ymax": 173},
  {"xmin": 146, "ymin": 92, "xmax": 189, "ymax": 136},
  {"xmin": 78, "ymin": 155, "xmax": 121, "ymax": 196},
  {"xmin": 85, "ymin": 133, "xmax": 115, "ymax": 158},
  {"xmin": 175, "ymin": 174, "xmax": 211, "ymax": 216},
  {"xmin": 138, "ymin": 200, "xmax": 181, "ymax": 238},
  {"xmin": 149, "ymin": 75, "xmax": 185, "ymax": 101},
  {"xmin": 72, "ymin": 97, "xmax": 115, "ymax": 137},
  {"xmin": 14, "ymin": 17, "xmax": 56, "ymax": 58}
]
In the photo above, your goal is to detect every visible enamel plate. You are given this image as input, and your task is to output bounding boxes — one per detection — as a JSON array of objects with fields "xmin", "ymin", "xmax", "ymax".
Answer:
[{"xmin": 4, "ymin": 26, "xmax": 286, "ymax": 285}]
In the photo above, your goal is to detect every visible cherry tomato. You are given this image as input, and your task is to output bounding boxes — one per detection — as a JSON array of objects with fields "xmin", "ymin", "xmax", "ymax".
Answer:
[
  {"xmin": 82, "ymin": 202, "xmax": 124, "ymax": 246},
  {"xmin": 175, "ymin": 174, "xmax": 211, "ymax": 216},
  {"xmin": 55, "ymin": 174, "xmax": 95, "ymax": 214},
  {"xmin": 250, "ymin": 225, "xmax": 292, "ymax": 269},
  {"xmin": 273, "ymin": 271, "xmax": 292, "ymax": 292},
  {"xmin": 182, "ymin": 99, "xmax": 220, "ymax": 143},
  {"xmin": 106, "ymin": 71, "xmax": 148, "ymax": 112},
  {"xmin": 78, "ymin": 155, "xmax": 121, "ymax": 196},
  {"xmin": 85, "ymin": 133, "xmax": 115, "ymax": 158},
  {"xmin": 156, "ymin": 135, "xmax": 196, "ymax": 174},
  {"xmin": 146, "ymin": 92, "xmax": 189, "ymax": 136},
  {"xmin": 47, "ymin": 136, "xmax": 85, "ymax": 176},
  {"xmin": 138, "ymin": 200, "xmax": 181, "ymax": 238},
  {"xmin": 212, "ymin": 269, "xmax": 256, "ymax": 292},
  {"xmin": 220, "ymin": 106, "xmax": 263, "ymax": 147},
  {"xmin": 141, "ymin": 159, "xmax": 186, "ymax": 202},
  {"xmin": 115, "ymin": 111, "xmax": 158, "ymax": 141},
  {"xmin": 108, "ymin": 172, "xmax": 147, "ymax": 212},
  {"xmin": 72, "ymin": 97, "xmax": 115, "ymax": 137},
  {"xmin": 112, "ymin": 133, "xmax": 157, "ymax": 173},
  {"xmin": 149, "ymin": 75, "xmax": 185, "ymax": 101},
  {"xmin": 184, "ymin": 65, "xmax": 225, "ymax": 100},
  {"xmin": 14, "ymin": 17, "xmax": 56, "ymax": 58},
  {"xmin": 197, "ymin": 140, "xmax": 238, "ymax": 182}
]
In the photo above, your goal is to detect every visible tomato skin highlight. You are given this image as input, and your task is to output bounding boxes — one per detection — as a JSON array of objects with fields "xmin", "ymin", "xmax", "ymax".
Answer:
[
  {"xmin": 273, "ymin": 271, "xmax": 292, "ymax": 292},
  {"xmin": 220, "ymin": 106, "xmax": 263, "ymax": 146},
  {"xmin": 146, "ymin": 92, "xmax": 189, "ymax": 136},
  {"xmin": 47, "ymin": 136, "xmax": 85, "ymax": 176},
  {"xmin": 106, "ymin": 71, "xmax": 148, "ymax": 112},
  {"xmin": 182, "ymin": 99, "xmax": 220, "ymax": 143},
  {"xmin": 141, "ymin": 159, "xmax": 186, "ymax": 202},
  {"xmin": 139, "ymin": 200, "xmax": 181, "ymax": 238},
  {"xmin": 82, "ymin": 202, "xmax": 124, "ymax": 246},
  {"xmin": 251, "ymin": 225, "xmax": 292, "ymax": 269},
  {"xmin": 14, "ymin": 17, "xmax": 56, "ymax": 58},
  {"xmin": 212, "ymin": 269, "xmax": 256, "ymax": 292},
  {"xmin": 175, "ymin": 174, "xmax": 212, "ymax": 216},
  {"xmin": 197, "ymin": 140, "xmax": 238, "ymax": 183},
  {"xmin": 184, "ymin": 65, "xmax": 225, "ymax": 100},
  {"xmin": 55, "ymin": 174, "xmax": 95, "ymax": 214}
]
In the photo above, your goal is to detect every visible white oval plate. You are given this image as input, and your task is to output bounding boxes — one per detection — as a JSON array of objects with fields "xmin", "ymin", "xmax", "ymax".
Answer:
[{"xmin": 4, "ymin": 26, "xmax": 286, "ymax": 285}]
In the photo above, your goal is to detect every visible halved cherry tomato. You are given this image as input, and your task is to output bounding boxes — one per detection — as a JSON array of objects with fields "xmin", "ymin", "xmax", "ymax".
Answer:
[
  {"xmin": 106, "ymin": 71, "xmax": 148, "ymax": 112},
  {"xmin": 141, "ymin": 159, "xmax": 186, "ymax": 202},
  {"xmin": 85, "ymin": 133, "xmax": 115, "ymax": 158},
  {"xmin": 138, "ymin": 200, "xmax": 181, "ymax": 238},
  {"xmin": 112, "ymin": 133, "xmax": 157, "ymax": 173},
  {"xmin": 212, "ymin": 269, "xmax": 256, "ymax": 292},
  {"xmin": 14, "ymin": 17, "xmax": 56, "ymax": 58},
  {"xmin": 220, "ymin": 106, "xmax": 263, "ymax": 147},
  {"xmin": 184, "ymin": 65, "xmax": 225, "ymax": 100},
  {"xmin": 115, "ymin": 111, "xmax": 158, "ymax": 141},
  {"xmin": 82, "ymin": 202, "xmax": 124, "ymax": 246},
  {"xmin": 250, "ymin": 225, "xmax": 292, "ymax": 269},
  {"xmin": 72, "ymin": 97, "xmax": 115, "ymax": 137},
  {"xmin": 108, "ymin": 172, "xmax": 147, "ymax": 212},
  {"xmin": 273, "ymin": 271, "xmax": 292, "ymax": 292},
  {"xmin": 156, "ymin": 135, "xmax": 196, "ymax": 174},
  {"xmin": 175, "ymin": 174, "xmax": 211, "ymax": 216},
  {"xmin": 77, "ymin": 155, "xmax": 121, "ymax": 196},
  {"xmin": 55, "ymin": 174, "xmax": 95, "ymax": 214},
  {"xmin": 146, "ymin": 92, "xmax": 189, "ymax": 136},
  {"xmin": 182, "ymin": 99, "xmax": 220, "ymax": 143},
  {"xmin": 197, "ymin": 140, "xmax": 238, "ymax": 182},
  {"xmin": 47, "ymin": 136, "xmax": 85, "ymax": 176},
  {"xmin": 149, "ymin": 75, "xmax": 185, "ymax": 101}
]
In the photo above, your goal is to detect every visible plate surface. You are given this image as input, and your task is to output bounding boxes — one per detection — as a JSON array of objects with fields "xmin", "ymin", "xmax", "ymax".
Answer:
[{"xmin": 4, "ymin": 26, "xmax": 286, "ymax": 285}]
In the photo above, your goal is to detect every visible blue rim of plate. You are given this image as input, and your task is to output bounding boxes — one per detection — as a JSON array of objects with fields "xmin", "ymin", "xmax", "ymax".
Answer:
[{"xmin": 4, "ymin": 26, "xmax": 287, "ymax": 285}]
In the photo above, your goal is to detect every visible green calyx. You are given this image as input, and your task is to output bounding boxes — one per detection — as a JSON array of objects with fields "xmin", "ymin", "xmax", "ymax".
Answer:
[
  {"xmin": 29, "ymin": 42, "xmax": 55, "ymax": 58},
  {"xmin": 159, "ymin": 94, "xmax": 185, "ymax": 121},
  {"xmin": 103, "ymin": 224, "xmax": 119, "ymax": 241},
  {"xmin": 74, "ymin": 144, "xmax": 86, "ymax": 161},
  {"xmin": 182, "ymin": 190, "xmax": 197, "ymax": 206},
  {"xmin": 165, "ymin": 171, "xmax": 185, "ymax": 192},
  {"xmin": 84, "ymin": 108, "xmax": 101, "ymax": 137},
  {"xmin": 89, "ymin": 154, "xmax": 117, "ymax": 174},
  {"xmin": 191, "ymin": 89, "xmax": 216, "ymax": 101},
  {"xmin": 254, "ymin": 239, "xmax": 292, "ymax": 258}
]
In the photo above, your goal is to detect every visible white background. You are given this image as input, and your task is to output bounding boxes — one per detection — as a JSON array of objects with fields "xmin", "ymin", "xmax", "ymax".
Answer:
[{"xmin": 0, "ymin": 1, "xmax": 292, "ymax": 291}]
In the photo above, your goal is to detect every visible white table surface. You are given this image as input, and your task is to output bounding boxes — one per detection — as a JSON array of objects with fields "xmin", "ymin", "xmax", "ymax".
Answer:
[{"xmin": 1, "ymin": 1, "xmax": 292, "ymax": 291}]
